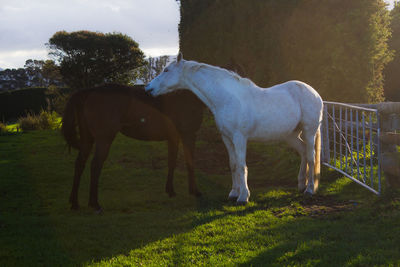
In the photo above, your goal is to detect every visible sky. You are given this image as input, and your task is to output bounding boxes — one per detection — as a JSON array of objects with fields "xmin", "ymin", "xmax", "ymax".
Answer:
[
  {"xmin": 387, "ymin": 0, "xmax": 398, "ymax": 9},
  {"xmin": 0, "ymin": 0, "xmax": 397, "ymax": 70},
  {"xmin": 0, "ymin": 0, "xmax": 180, "ymax": 69}
]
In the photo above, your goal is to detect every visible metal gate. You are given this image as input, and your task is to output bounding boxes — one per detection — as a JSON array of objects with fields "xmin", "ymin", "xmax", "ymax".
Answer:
[{"xmin": 321, "ymin": 101, "xmax": 381, "ymax": 194}]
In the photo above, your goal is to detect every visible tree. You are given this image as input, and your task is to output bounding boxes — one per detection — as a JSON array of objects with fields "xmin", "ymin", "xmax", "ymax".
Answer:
[
  {"xmin": 0, "ymin": 68, "xmax": 29, "ymax": 90},
  {"xmin": 41, "ymin": 60, "xmax": 63, "ymax": 87},
  {"xmin": 0, "ymin": 59, "xmax": 63, "ymax": 91},
  {"xmin": 47, "ymin": 31, "xmax": 145, "ymax": 90},
  {"xmin": 384, "ymin": 2, "xmax": 400, "ymax": 101},
  {"xmin": 179, "ymin": 0, "xmax": 392, "ymax": 103},
  {"xmin": 138, "ymin": 56, "xmax": 170, "ymax": 84},
  {"xmin": 24, "ymin": 59, "xmax": 45, "ymax": 86}
]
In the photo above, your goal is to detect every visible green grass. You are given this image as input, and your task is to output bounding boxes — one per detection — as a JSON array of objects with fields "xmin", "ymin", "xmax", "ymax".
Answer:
[{"xmin": 1, "ymin": 130, "xmax": 400, "ymax": 266}]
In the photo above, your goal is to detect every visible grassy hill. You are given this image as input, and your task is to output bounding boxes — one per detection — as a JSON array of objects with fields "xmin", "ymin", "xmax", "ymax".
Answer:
[{"xmin": 1, "ymin": 125, "xmax": 399, "ymax": 266}]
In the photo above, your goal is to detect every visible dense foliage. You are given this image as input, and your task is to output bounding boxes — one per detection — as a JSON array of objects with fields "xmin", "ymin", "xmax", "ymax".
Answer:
[
  {"xmin": 139, "ymin": 56, "xmax": 170, "ymax": 85},
  {"xmin": 48, "ymin": 31, "xmax": 145, "ymax": 90},
  {"xmin": 0, "ymin": 87, "xmax": 70, "ymax": 121},
  {"xmin": 0, "ymin": 88, "xmax": 48, "ymax": 121},
  {"xmin": 0, "ymin": 68, "xmax": 28, "ymax": 91},
  {"xmin": 384, "ymin": 3, "xmax": 400, "ymax": 101},
  {"xmin": 179, "ymin": 0, "xmax": 392, "ymax": 103}
]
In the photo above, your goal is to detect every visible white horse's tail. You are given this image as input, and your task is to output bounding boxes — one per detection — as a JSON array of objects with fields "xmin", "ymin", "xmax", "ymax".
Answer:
[{"xmin": 314, "ymin": 127, "xmax": 321, "ymax": 192}]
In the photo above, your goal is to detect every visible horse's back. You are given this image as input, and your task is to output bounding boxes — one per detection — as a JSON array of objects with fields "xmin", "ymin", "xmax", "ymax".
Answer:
[
  {"xmin": 161, "ymin": 90, "xmax": 204, "ymax": 134},
  {"xmin": 245, "ymin": 86, "xmax": 300, "ymax": 140},
  {"xmin": 282, "ymin": 81, "xmax": 323, "ymax": 127},
  {"xmin": 262, "ymin": 81, "xmax": 322, "ymax": 118},
  {"xmin": 81, "ymin": 85, "xmax": 136, "ymax": 138},
  {"xmin": 243, "ymin": 81, "xmax": 322, "ymax": 141},
  {"xmin": 78, "ymin": 84, "xmax": 204, "ymax": 140},
  {"xmin": 130, "ymin": 85, "xmax": 204, "ymax": 135}
]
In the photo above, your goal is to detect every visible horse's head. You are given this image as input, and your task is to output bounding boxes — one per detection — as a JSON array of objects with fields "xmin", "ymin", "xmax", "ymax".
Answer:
[{"xmin": 145, "ymin": 52, "xmax": 185, "ymax": 96}]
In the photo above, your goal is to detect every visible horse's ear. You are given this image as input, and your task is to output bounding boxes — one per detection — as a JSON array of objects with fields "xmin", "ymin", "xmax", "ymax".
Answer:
[{"xmin": 177, "ymin": 52, "xmax": 183, "ymax": 62}]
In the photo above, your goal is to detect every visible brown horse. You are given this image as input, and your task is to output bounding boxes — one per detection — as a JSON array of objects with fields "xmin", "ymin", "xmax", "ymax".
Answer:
[{"xmin": 61, "ymin": 84, "xmax": 204, "ymax": 211}]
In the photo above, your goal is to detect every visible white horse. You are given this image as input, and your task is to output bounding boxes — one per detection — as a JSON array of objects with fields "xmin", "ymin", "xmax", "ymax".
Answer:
[{"xmin": 145, "ymin": 53, "xmax": 323, "ymax": 204}]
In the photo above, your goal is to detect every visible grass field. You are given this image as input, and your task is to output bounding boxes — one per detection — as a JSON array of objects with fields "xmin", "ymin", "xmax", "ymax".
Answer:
[{"xmin": 1, "ymin": 125, "xmax": 400, "ymax": 266}]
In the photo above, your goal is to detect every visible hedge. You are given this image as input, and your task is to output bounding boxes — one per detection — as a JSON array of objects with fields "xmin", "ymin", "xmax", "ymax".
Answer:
[{"xmin": 0, "ymin": 87, "xmax": 70, "ymax": 122}]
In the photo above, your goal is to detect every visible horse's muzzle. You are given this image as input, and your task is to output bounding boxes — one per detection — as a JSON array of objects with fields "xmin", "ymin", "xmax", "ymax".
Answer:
[{"xmin": 145, "ymin": 85, "xmax": 155, "ymax": 96}]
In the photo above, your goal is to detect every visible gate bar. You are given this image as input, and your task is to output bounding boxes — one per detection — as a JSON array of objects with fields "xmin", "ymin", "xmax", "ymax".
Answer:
[{"xmin": 322, "ymin": 101, "xmax": 381, "ymax": 195}]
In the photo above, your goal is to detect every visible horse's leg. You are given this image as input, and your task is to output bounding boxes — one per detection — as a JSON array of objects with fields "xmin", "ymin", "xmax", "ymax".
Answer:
[
  {"xmin": 285, "ymin": 132, "xmax": 307, "ymax": 192},
  {"xmin": 222, "ymin": 135, "xmax": 240, "ymax": 201},
  {"xmin": 181, "ymin": 132, "xmax": 201, "ymax": 197},
  {"xmin": 166, "ymin": 137, "xmax": 178, "ymax": 197},
  {"xmin": 302, "ymin": 128, "xmax": 317, "ymax": 196},
  {"xmin": 89, "ymin": 138, "xmax": 113, "ymax": 211},
  {"xmin": 69, "ymin": 138, "xmax": 93, "ymax": 210},
  {"xmin": 231, "ymin": 134, "xmax": 250, "ymax": 204}
]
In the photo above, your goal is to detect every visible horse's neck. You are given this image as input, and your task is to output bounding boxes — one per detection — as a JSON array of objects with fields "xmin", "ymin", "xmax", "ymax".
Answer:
[{"xmin": 185, "ymin": 67, "xmax": 240, "ymax": 115}]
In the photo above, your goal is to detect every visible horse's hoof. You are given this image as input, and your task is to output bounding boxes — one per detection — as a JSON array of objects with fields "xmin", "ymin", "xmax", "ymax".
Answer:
[
  {"xmin": 89, "ymin": 204, "xmax": 103, "ymax": 214},
  {"xmin": 95, "ymin": 207, "xmax": 103, "ymax": 215},
  {"xmin": 70, "ymin": 203, "xmax": 79, "ymax": 210},
  {"xmin": 298, "ymin": 187, "xmax": 306, "ymax": 193},
  {"xmin": 303, "ymin": 191, "xmax": 313, "ymax": 199},
  {"xmin": 236, "ymin": 200, "xmax": 248, "ymax": 206},
  {"xmin": 89, "ymin": 202, "xmax": 102, "ymax": 211},
  {"xmin": 228, "ymin": 196, "xmax": 238, "ymax": 202},
  {"xmin": 190, "ymin": 190, "xmax": 202, "ymax": 198}
]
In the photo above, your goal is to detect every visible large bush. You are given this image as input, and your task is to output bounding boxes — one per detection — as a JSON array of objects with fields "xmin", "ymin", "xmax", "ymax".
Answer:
[
  {"xmin": 179, "ymin": 0, "xmax": 392, "ymax": 103},
  {"xmin": 18, "ymin": 110, "xmax": 60, "ymax": 131}
]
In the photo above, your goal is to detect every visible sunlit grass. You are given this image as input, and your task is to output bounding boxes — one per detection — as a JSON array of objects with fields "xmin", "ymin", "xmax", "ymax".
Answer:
[
  {"xmin": 324, "ymin": 176, "xmax": 353, "ymax": 194},
  {"xmin": 6, "ymin": 123, "xmax": 19, "ymax": 132},
  {"xmin": 325, "ymin": 140, "xmax": 383, "ymax": 194}
]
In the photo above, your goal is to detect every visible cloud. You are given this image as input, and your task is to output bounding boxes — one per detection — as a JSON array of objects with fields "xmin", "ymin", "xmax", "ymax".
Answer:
[
  {"xmin": 0, "ymin": 49, "xmax": 48, "ymax": 69},
  {"xmin": 0, "ymin": 0, "xmax": 180, "ymax": 68}
]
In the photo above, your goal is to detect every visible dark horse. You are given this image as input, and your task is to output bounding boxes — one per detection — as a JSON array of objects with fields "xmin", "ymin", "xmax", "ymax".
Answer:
[{"xmin": 62, "ymin": 84, "xmax": 204, "ymax": 211}]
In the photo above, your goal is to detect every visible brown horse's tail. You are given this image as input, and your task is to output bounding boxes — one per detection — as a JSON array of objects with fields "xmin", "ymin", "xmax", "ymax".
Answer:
[
  {"xmin": 61, "ymin": 91, "xmax": 85, "ymax": 151},
  {"xmin": 314, "ymin": 127, "xmax": 321, "ymax": 192}
]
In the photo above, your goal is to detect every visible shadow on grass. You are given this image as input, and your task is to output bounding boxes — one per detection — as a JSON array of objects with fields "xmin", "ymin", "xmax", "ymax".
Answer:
[
  {"xmin": 0, "ymin": 131, "xmax": 232, "ymax": 265},
  {"xmin": 2, "ymin": 130, "xmax": 398, "ymax": 266},
  {"xmin": 0, "ymin": 133, "xmax": 72, "ymax": 265}
]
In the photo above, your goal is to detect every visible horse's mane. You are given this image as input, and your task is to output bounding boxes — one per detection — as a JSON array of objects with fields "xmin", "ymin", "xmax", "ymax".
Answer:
[{"xmin": 185, "ymin": 60, "xmax": 255, "ymax": 88}]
